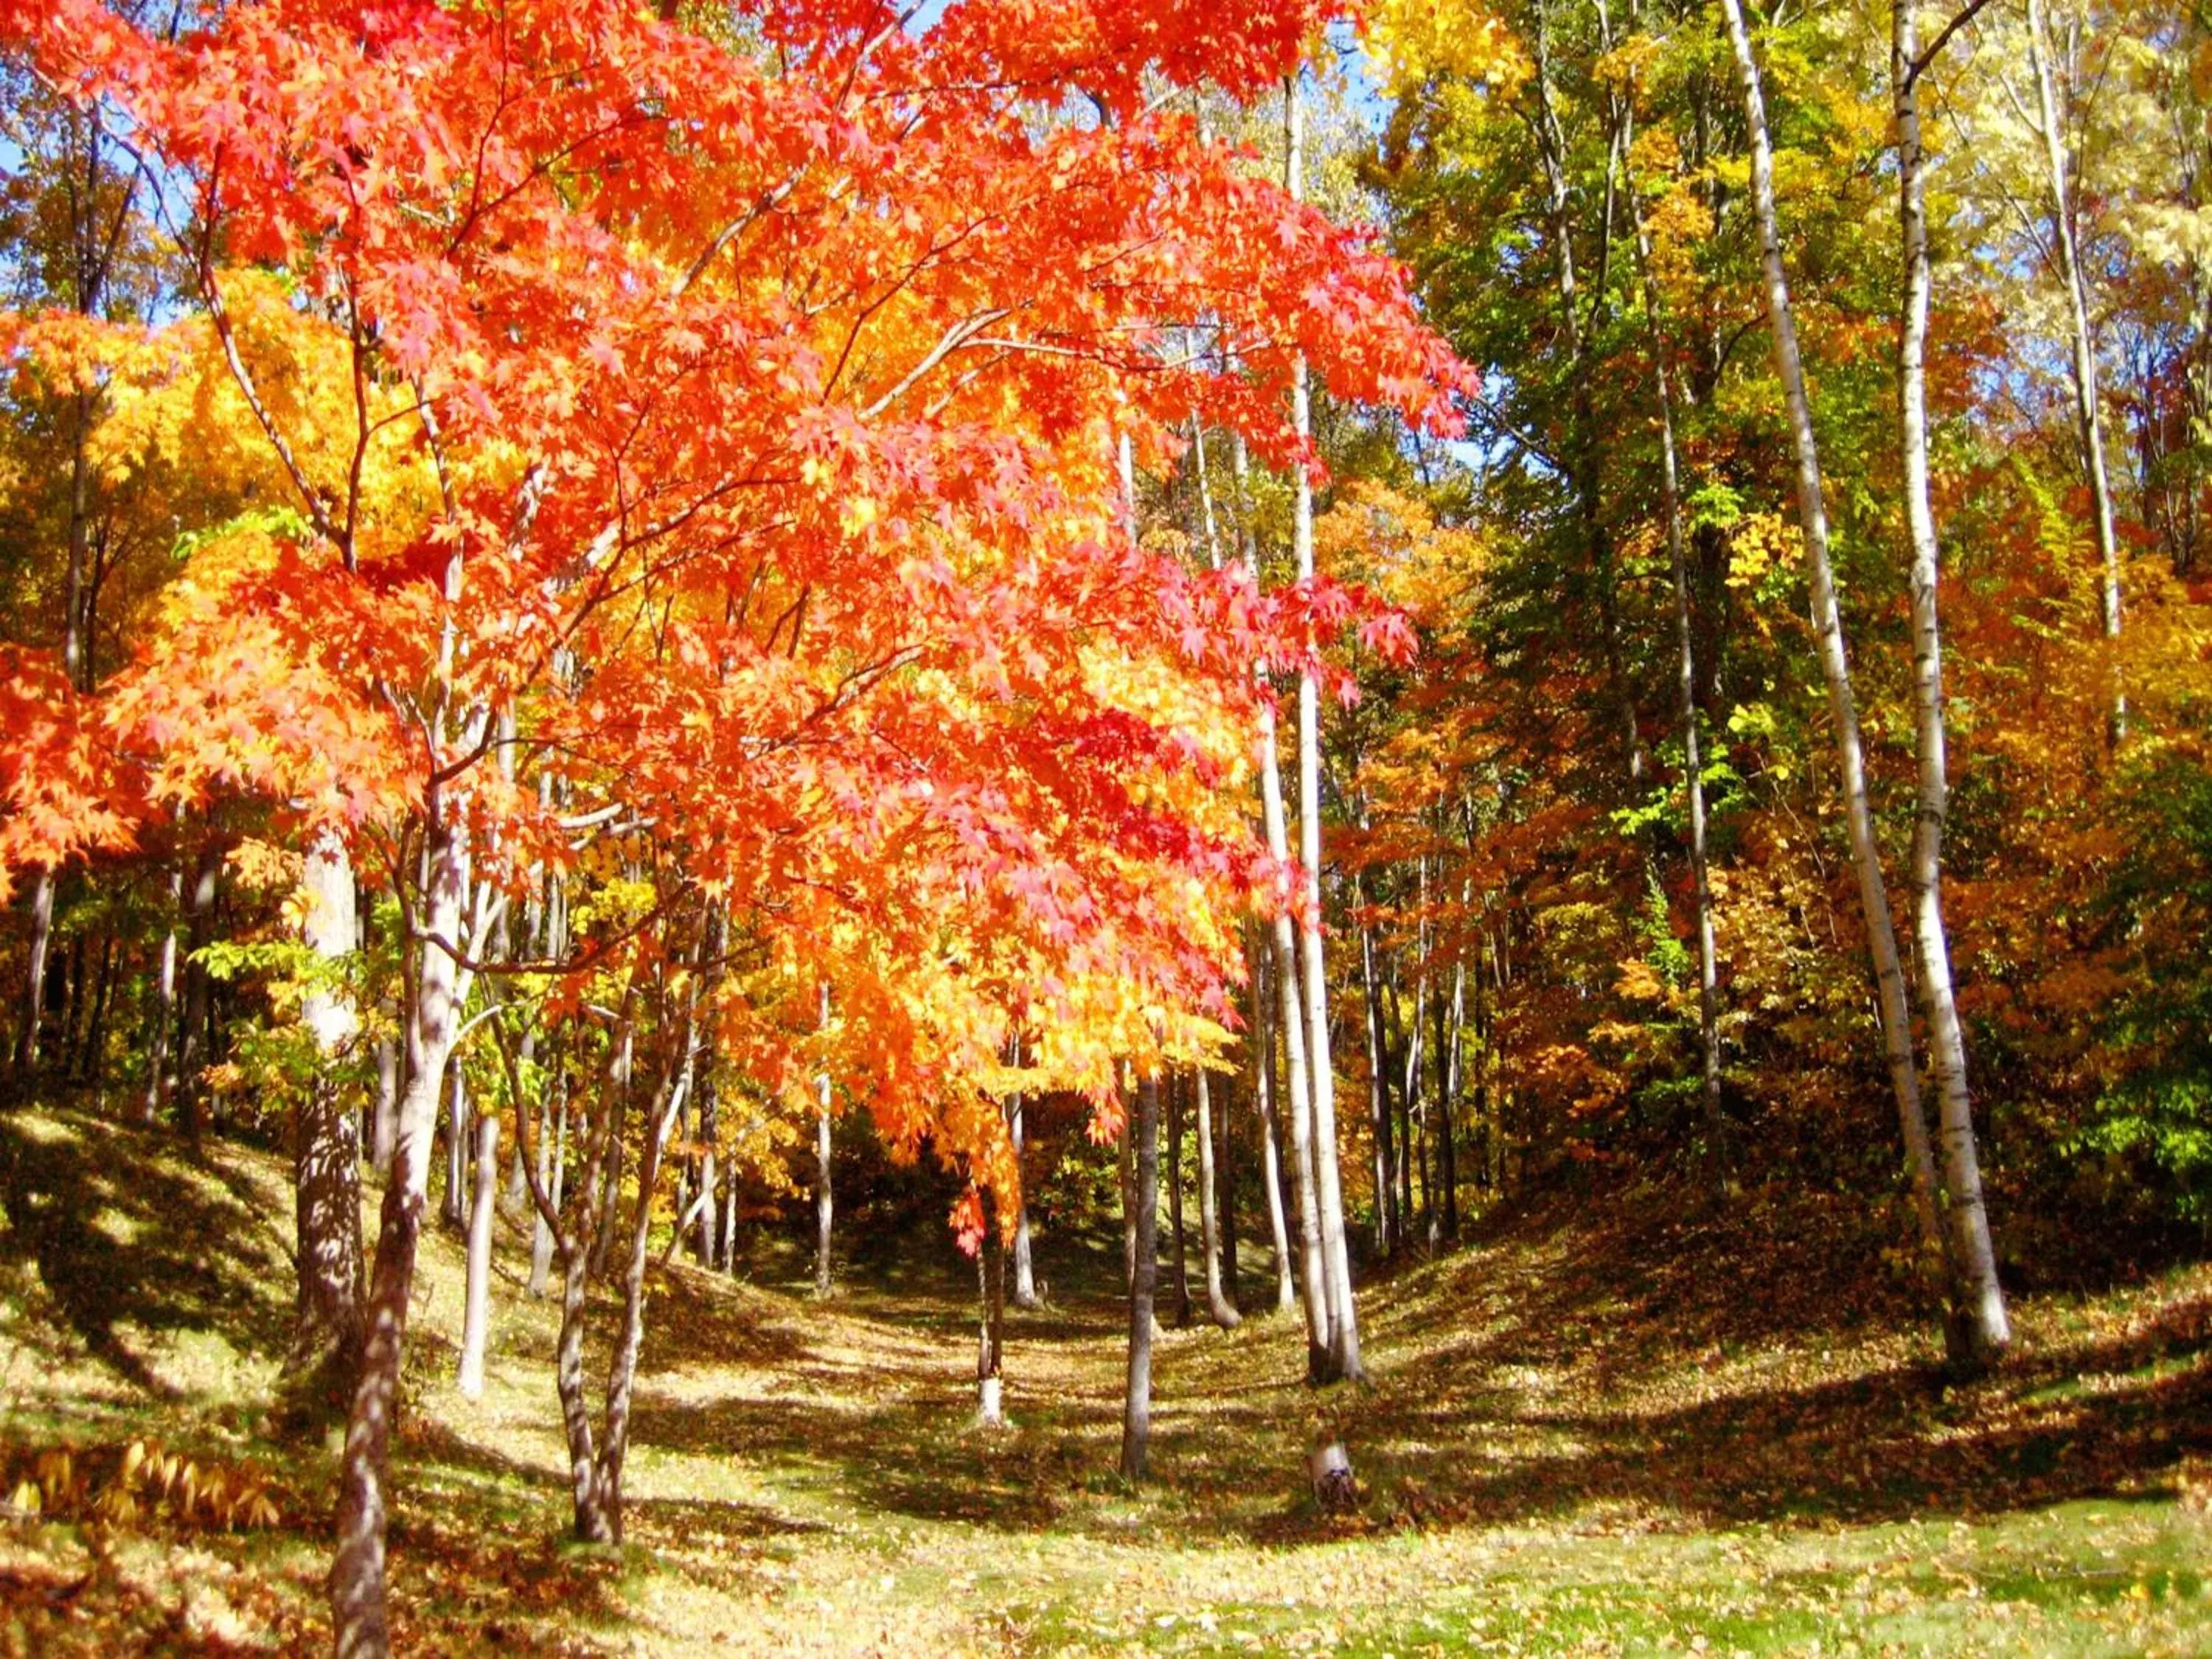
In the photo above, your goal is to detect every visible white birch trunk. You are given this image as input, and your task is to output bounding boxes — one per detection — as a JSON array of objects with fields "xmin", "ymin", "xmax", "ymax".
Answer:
[
  {"xmin": 1719, "ymin": 0, "xmax": 1947, "ymax": 1262},
  {"xmin": 1287, "ymin": 75, "xmax": 1360, "ymax": 1382},
  {"xmin": 1896, "ymin": 4, "xmax": 2011, "ymax": 1367},
  {"xmin": 1234, "ymin": 426, "xmax": 1331, "ymax": 1362}
]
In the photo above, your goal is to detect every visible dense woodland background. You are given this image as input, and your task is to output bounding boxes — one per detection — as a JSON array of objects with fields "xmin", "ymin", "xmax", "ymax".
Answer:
[{"xmin": 2, "ymin": 0, "xmax": 2211, "ymax": 1652}]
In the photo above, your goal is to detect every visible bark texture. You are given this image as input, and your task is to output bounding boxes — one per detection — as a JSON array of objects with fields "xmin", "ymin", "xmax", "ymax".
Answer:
[
  {"xmin": 1720, "ymin": 0, "xmax": 1947, "ymax": 1270},
  {"xmin": 1119, "ymin": 1071, "xmax": 1161, "ymax": 1481}
]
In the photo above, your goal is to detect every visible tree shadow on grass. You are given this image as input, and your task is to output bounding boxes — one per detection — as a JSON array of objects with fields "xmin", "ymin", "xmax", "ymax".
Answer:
[
  {"xmin": 0, "ymin": 1108, "xmax": 291, "ymax": 1399},
  {"xmin": 625, "ymin": 1376, "xmax": 1081, "ymax": 1533},
  {"xmin": 621, "ymin": 1192, "xmax": 2212, "ymax": 1557},
  {"xmin": 1311, "ymin": 1234, "xmax": 2212, "ymax": 1547}
]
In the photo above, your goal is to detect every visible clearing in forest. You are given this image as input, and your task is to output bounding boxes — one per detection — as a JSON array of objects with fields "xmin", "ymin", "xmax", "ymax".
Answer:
[{"xmin": 1, "ymin": 1107, "xmax": 2208, "ymax": 1655}]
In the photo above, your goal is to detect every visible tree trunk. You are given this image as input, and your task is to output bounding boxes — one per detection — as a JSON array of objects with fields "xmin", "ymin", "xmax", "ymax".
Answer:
[
  {"xmin": 720, "ymin": 1148, "xmax": 740, "ymax": 1275},
  {"xmin": 1120, "ymin": 1099, "xmax": 1138, "ymax": 1293},
  {"xmin": 456, "ymin": 1113, "xmax": 501, "ymax": 1398},
  {"xmin": 590, "ymin": 1048, "xmax": 689, "ymax": 1544},
  {"xmin": 1193, "ymin": 1067, "xmax": 1239, "ymax": 1326},
  {"xmin": 553, "ymin": 1107, "xmax": 611, "ymax": 1545},
  {"xmin": 1895, "ymin": 9, "xmax": 2011, "ymax": 1370},
  {"xmin": 2025, "ymin": 0, "xmax": 2125, "ymax": 740},
  {"xmin": 695, "ymin": 1079, "xmax": 720, "ymax": 1267},
  {"xmin": 13, "ymin": 872, "xmax": 55, "ymax": 1085},
  {"xmin": 1009, "ymin": 1088, "xmax": 1039, "ymax": 1308},
  {"xmin": 1119, "ymin": 1070, "xmax": 1161, "ymax": 1482},
  {"xmin": 1167, "ymin": 1073, "xmax": 1192, "ymax": 1327},
  {"xmin": 502, "ymin": 1082, "xmax": 530, "ymax": 1217},
  {"xmin": 590, "ymin": 1017, "xmax": 630, "ymax": 1279},
  {"xmin": 286, "ymin": 832, "xmax": 363, "ymax": 1417},
  {"xmin": 1232, "ymin": 397, "xmax": 1329, "ymax": 1358},
  {"xmin": 371, "ymin": 1036, "xmax": 398, "ymax": 1175},
  {"xmin": 1249, "ymin": 929, "xmax": 1297, "ymax": 1315},
  {"xmin": 74, "ymin": 932, "xmax": 114, "ymax": 1085},
  {"xmin": 815, "ymin": 983, "xmax": 834, "ymax": 1296},
  {"xmin": 1358, "ymin": 908, "xmax": 1397, "ymax": 1259},
  {"xmin": 330, "ymin": 810, "xmax": 466, "ymax": 1659},
  {"xmin": 1287, "ymin": 74, "xmax": 1360, "ymax": 1385},
  {"xmin": 140, "ymin": 867, "xmax": 181, "ymax": 1127},
  {"xmin": 1720, "ymin": 0, "xmax": 1947, "ymax": 1269},
  {"xmin": 56, "ymin": 936, "xmax": 84, "ymax": 1082},
  {"xmin": 693, "ymin": 905, "xmax": 727, "ymax": 1267},
  {"xmin": 175, "ymin": 837, "xmax": 224, "ymax": 1149},
  {"xmin": 529, "ymin": 1076, "xmax": 563, "ymax": 1299},
  {"xmin": 977, "ymin": 1201, "xmax": 1006, "ymax": 1426},
  {"xmin": 442, "ymin": 1051, "xmax": 469, "ymax": 1229},
  {"xmin": 1439, "ymin": 953, "xmax": 1461, "ymax": 1239},
  {"xmin": 1216, "ymin": 1058, "xmax": 1239, "ymax": 1302}
]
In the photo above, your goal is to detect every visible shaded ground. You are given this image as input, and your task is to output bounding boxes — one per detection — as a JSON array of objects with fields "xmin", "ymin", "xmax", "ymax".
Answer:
[{"xmin": 2, "ymin": 1105, "xmax": 2209, "ymax": 1655}]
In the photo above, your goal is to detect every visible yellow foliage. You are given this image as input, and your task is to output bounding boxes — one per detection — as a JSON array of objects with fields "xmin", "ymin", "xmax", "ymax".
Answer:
[
  {"xmin": 1725, "ymin": 511, "xmax": 1793, "ymax": 592},
  {"xmin": 1363, "ymin": 0, "xmax": 1530, "ymax": 101}
]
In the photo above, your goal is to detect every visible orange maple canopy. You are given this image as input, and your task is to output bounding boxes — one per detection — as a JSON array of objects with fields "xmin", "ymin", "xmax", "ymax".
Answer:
[{"xmin": 1, "ymin": 0, "xmax": 1468, "ymax": 1175}]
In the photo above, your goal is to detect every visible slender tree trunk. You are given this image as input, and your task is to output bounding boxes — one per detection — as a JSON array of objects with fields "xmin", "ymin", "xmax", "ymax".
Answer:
[
  {"xmin": 140, "ymin": 866, "xmax": 181, "ymax": 1127},
  {"xmin": 1895, "ymin": 10, "xmax": 2011, "ymax": 1368},
  {"xmin": 695, "ymin": 1084, "xmax": 720, "ymax": 1267},
  {"xmin": 76, "ymin": 932, "xmax": 115, "ymax": 1085},
  {"xmin": 1121, "ymin": 1102, "xmax": 1138, "ymax": 1293},
  {"xmin": 1623, "ymin": 120, "xmax": 1727, "ymax": 1178},
  {"xmin": 1119, "ymin": 1071, "xmax": 1161, "ymax": 1481},
  {"xmin": 287, "ymin": 833, "xmax": 363, "ymax": 1415},
  {"xmin": 503, "ymin": 1084, "xmax": 531, "ymax": 1217},
  {"xmin": 720, "ymin": 1147, "xmax": 740, "ymax": 1274},
  {"xmin": 1358, "ymin": 904, "xmax": 1397, "ymax": 1259},
  {"xmin": 371, "ymin": 1036, "xmax": 398, "ymax": 1175},
  {"xmin": 330, "ymin": 810, "xmax": 466, "ymax": 1659},
  {"xmin": 977, "ymin": 1200, "xmax": 1006, "ymax": 1425},
  {"xmin": 694, "ymin": 905, "xmax": 726, "ymax": 1267},
  {"xmin": 1287, "ymin": 75, "xmax": 1361, "ymax": 1384},
  {"xmin": 1405, "ymin": 904, "xmax": 1430, "ymax": 1241},
  {"xmin": 56, "ymin": 936, "xmax": 84, "ymax": 1081},
  {"xmin": 591, "ymin": 1047, "xmax": 689, "ymax": 1544},
  {"xmin": 1439, "ymin": 951, "xmax": 1461, "ymax": 1239},
  {"xmin": 456, "ymin": 1114, "xmax": 501, "ymax": 1397},
  {"xmin": 1010, "ymin": 1087, "xmax": 1039, "ymax": 1307},
  {"xmin": 1721, "ymin": 0, "xmax": 1947, "ymax": 1276},
  {"xmin": 1194, "ymin": 1067, "xmax": 1239, "ymax": 1326},
  {"xmin": 815, "ymin": 982, "xmax": 834, "ymax": 1296},
  {"xmin": 13, "ymin": 872, "xmax": 56, "ymax": 1083},
  {"xmin": 1167, "ymin": 1074, "xmax": 1192, "ymax": 1326},
  {"xmin": 1217, "ymin": 1057, "xmax": 1239, "ymax": 1302},
  {"xmin": 591, "ymin": 1012, "xmax": 631, "ymax": 1279},
  {"xmin": 529, "ymin": 1076, "xmax": 563, "ymax": 1299},
  {"xmin": 553, "ymin": 1106, "xmax": 611, "ymax": 1545},
  {"xmin": 442, "ymin": 1052, "xmax": 469, "ymax": 1228},
  {"xmin": 175, "ymin": 838, "xmax": 224, "ymax": 1149},
  {"xmin": 2025, "ymin": 0, "xmax": 2124, "ymax": 740},
  {"xmin": 1250, "ymin": 930, "xmax": 1297, "ymax": 1314}
]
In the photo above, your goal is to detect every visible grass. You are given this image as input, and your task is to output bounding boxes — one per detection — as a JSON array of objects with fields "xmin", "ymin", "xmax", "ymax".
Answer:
[{"xmin": 1, "ymin": 1103, "xmax": 2208, "ymax": 1655}]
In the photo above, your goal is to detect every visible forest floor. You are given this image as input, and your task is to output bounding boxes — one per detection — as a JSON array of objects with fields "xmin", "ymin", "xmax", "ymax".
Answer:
[{"xmin": 1, "ymin": 1105, "xmax": 2210, "ymax": 1655}]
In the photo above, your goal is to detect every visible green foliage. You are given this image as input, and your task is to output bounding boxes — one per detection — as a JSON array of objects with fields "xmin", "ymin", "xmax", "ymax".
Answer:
[{"xmin": 2076, "ymin": 742, "xmax": 2212, "ymax": 1226}]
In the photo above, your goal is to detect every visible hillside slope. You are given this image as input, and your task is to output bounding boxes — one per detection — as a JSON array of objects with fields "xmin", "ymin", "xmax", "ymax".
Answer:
[{"xmin": 3, "ymin": 1107, "xmax": 2209, "ymax": 1655}]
